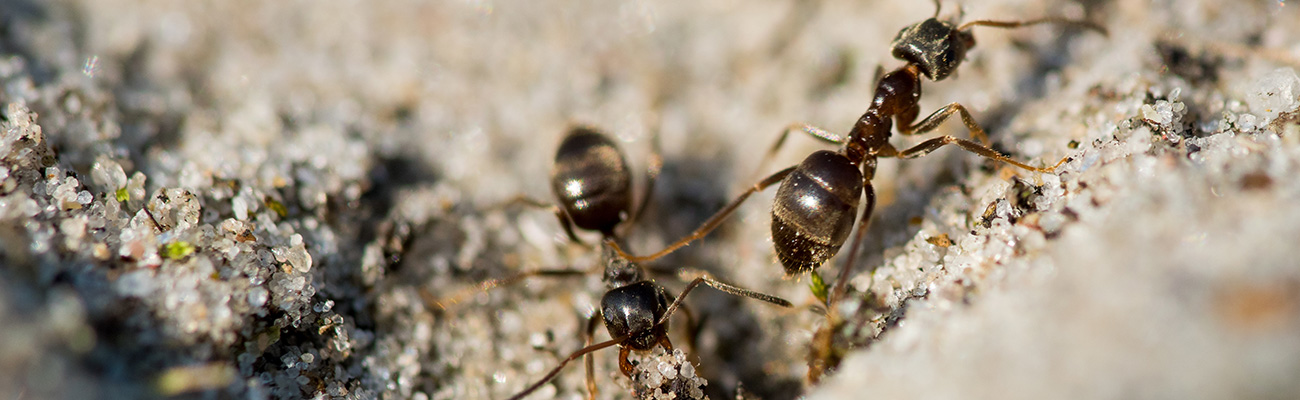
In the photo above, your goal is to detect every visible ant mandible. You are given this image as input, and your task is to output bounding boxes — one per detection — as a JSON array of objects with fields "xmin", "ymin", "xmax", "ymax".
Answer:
[
  {"xmin": 608, "ymin": 1, "xmax": 1106, "ymax": 380},
  {"xmin": 429, "ymin": 126, "xmax": 793, "ymax": 400}
]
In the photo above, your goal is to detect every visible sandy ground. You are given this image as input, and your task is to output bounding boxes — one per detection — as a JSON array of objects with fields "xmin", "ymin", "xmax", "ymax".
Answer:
[{"xmin": 2, "ymin": 0, "xmax": 1299, "ymax": 399}]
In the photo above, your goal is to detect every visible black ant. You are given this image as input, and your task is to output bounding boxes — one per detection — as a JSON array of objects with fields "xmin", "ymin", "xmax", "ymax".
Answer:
[
  {"xmin": 429, "ymin": 126, "xmax": 793, "ymax": 399},
  {"xmin": 609, "ymin": 1, "xmax": 1107, "ymax": 383}
]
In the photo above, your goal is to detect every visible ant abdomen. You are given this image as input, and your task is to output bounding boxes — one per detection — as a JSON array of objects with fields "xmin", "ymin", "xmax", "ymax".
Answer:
[
  {"xmin": 770, "ymin": 150, "xmax": 864, "ymax": 275},
  {"xmin": 551, "ymin": 127, "xmax": 634, "ymax": 236}
]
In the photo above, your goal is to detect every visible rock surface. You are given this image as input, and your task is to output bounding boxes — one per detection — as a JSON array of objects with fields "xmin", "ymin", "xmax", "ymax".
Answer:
[{"xmin": 1, "ymin": 0, "xmax": 1298, "ymax": 399}]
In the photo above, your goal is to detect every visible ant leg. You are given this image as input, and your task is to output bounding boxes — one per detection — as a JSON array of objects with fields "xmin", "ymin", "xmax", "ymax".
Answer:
[
  {"xmin": 899, "ymin": 102, "xmax": 991, "ymax": 145},
  {"xmin": 488, "ymin": 195, "xmax": 585, "ymax": 244},
  {"xmin": 827, "ymin": 181, "xmax": 876, "ymax": 308},
  {"xmin": 810, "ymin": 170, "xmax": 876, "ymax": 383},
  {"xmin": 624, "ymin": 121, "xmax": 664, "ymax": 234},
  {"xmin": 555, "ymin": 209, "xmax": 583, "ymax": 244},
  {"xmin": 490, "ymin": 194, "xmax": 551, "ymax": 210},
  {"xmin": 584, "ymin": 311, "xmax": 602, "ymax": 400},
  {"xmin": 614, "ymin": 166, "xmax": 797, "ymax": 263},
  {"xmin": 677, "ymin": 304, "xmax": 698, "ymax": 355},
  {"xmin": 658, "ymin": 334, "xmax": 675, "ymax": 352},
  {"xmin": 806, "ymin": 316, "xmax": 841, "ymax": 384},
  {"xmin": 958, "ymin": 17, "xmax": 1108, "ymax": 36},
  {"xmin": 658, "ymin": 273, "xmax": 793, "ymax": 327},
  {"xmin": 423, "ymin": 266, "xmax": 594, "ymax": 310},
  {"xmin": 884, "ymin": 136, "xmax": 1067, "ymax": 173},
  {"xmin": 508, "ymin": 335, "xmax": 628, "ymax": 400},
  {"xmin": 618, "ymin": 346, "xmax": 635, "ymax": 377},
  {"xmin": 749, "ymin": 123, "xmax": 844, "ymax": 183}
]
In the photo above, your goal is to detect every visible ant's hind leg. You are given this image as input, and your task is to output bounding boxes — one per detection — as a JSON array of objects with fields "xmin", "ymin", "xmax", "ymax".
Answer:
[
  {"xmin": 828, "ymin": 181, "xmax": 876, "ymax": 308},
  {"xmin": 809, "ymin": 179, "xmax": 875, "ymax": 382},
  {"xmin": 618, "ymin": 123, "xmax": 840, "ymax": 263},
  {"xmin": 678, "ymin": 304, "xmax": 700, "ymax": 355},
  {"xmin": 614, "ymin": 166, "xmax": 797, "ymax": 263},
  {"xmin": 624, "ymin": 120, "xmax": 664, "ymax": 234},
  {"xmin": 899, "ymin": 102, "xmax": 991, "ymax": 145},
  {"xmin": 750, "ymin": 123, "xmax": 845, "ymax": 183},
  {"xmin": 584, "ymin": 312, "xmax": 601, "ymax": 400},
  {"xmin": 886, "ymin": 135, "xmax": 1065, "ymax": 173},
  {"xmin": 487, "ymin": 195, "xmax": 585, "ymax": 244},
  {"xmin": 555, "ymin": 209, "xmax": 583, "ymax": 244}
]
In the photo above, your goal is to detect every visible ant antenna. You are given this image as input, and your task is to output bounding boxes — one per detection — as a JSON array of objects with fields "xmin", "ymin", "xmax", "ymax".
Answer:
[
  {"xmin": 659, "ymin": 273, "xmax": 794, "ymax": 327},
  {"xmin": 958, "ymin": 16, "xmax": 1108, "ymax": 35},
  {"xmin": 931, "ymin": 0, "xmax": 941, "ymax": 18}
]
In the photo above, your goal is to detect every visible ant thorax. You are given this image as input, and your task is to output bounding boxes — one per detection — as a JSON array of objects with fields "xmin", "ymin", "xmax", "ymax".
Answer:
[{"xmin": 601, "ymin": 240, "xmax": 644, "ymax": 289}]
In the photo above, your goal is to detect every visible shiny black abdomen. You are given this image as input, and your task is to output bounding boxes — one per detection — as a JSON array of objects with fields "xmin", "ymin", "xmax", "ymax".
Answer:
[
  {"xmin": 551, "ymin": 127, "xmax": 633, "ymax": 235},
  {"xmin": 601, "ymin": 280, "xmax": 669, "ymax": 351},
  {"xmin": 770, "ymin": 151, "xmax": 863, "ymax": 275}
]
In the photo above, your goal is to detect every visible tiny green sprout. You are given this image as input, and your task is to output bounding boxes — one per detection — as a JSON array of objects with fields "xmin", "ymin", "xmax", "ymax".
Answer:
[
  {"xmin": 115, "ymin": 187, "xmax": 129, "ymax": 202},
  {"xmin": 154, "ymin": 363, "xmax": 235, "ymax": 396},
  {"xmin": 265, "ymin": 197, "xmax": 287, "ymax": 217},
  {"xmin": 257, "ymin": 326, "xmax": 281, "ymax": 351},
  {"xmin": 162, "ymin": 241, "xmax": 195, "ymax": 260},
  {"xmin": 810, "ymin": 270, "xmax": 830, "ymax": 306}
]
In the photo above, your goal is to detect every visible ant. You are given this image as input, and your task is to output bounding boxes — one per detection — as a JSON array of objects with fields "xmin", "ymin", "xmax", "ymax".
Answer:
[
  {"xmin": 429, "ymin": 126, "xmax": 793, "ymax": 399},
  {"xmin": 609, "ymin": 1, "xmax": 1107, "ymax": 383}
]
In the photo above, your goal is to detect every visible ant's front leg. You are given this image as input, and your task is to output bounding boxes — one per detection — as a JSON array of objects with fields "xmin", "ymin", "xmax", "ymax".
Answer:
[
  {"xmin": 618, "ymin": 346, "xmax": 636, "ymax": 377},
  {"xmin": 883, "ymin": 136, "xmax": 1066, "ymax": 173},
  {"xmin": 898, "ymin": 102, "xmax": 991, "ymax": 146}
]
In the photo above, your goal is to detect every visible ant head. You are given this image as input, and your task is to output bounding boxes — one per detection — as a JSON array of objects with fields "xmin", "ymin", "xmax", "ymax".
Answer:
[
  {"xmin": 551, "ymin": 126, "xmax": 634, "ymax": 236},
  {"xmin": 890, "ymin": 18, "xmax": 975, "ymax": 81},
  {"xmin": 601, "ymin": 281, "xmax": 670, "ymax": 351}
]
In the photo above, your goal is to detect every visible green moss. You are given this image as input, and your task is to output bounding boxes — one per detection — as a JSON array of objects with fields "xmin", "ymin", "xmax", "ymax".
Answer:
[
  {"xmin": 162, "ymin": 241, "xmax": 195, "ymax": 260},
  {"xmin": 265, "ymin": 197, "xmax": 287, "ymax": 218},
  {"xmin": 809, "ymin": 270, "xmax": 830, "ymax": 306}
]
